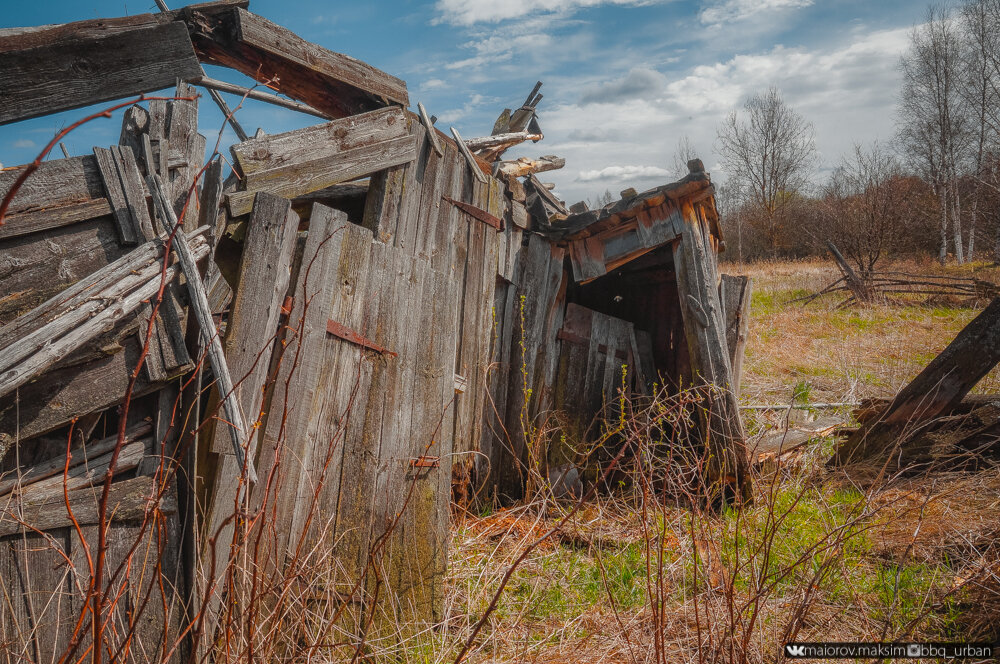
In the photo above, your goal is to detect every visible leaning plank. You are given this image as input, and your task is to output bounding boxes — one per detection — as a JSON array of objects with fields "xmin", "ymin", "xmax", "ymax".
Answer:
[
  {"xmin": 0, "ymin": 243, "xmax": 206, "ymax": 399},
  {"xmin": 209, "ymin": 193, "xmax": 298, "ymax": 454},
  {"xmin": 834, "ymin": 297, "xmax": 1000, "ymax": 464},
  {"xmin": 719, "ymin": 274, "xmax": 752, "ymax": 398},
  {"xmin": 0, "ymin": 475, "xmax": 172, "ymax": 537},
  {"xmin": 0, "ymin": 21, "xmax": 203, "ymax": 124},
  {"xmin": 673, "ymin": 202, "xmax": 749, "ymax": 504},
  {"xmin": 149, "ymin": 174, "xmax": 255, "ymax": 482},
  {"xmin": 450, "ymin": 127, "xmax": 489, "ymax": 184},
  {"xmin": 417, "ymin": 102, "xmax": 443, "ymax": 157},
  {"xmin": 0, "ymin": 237, "xmax": 204, "ymax": 376},
  {"xmin": 227, "ymin": 107, "xmax": 417, "ymax": 216},
  {"xmin": 191, "ymin": 7, "xmax": 407, "ymax": 118},
  {"xmin": 0, "ymin": 239, "xmax": 161, "ymax": 354}
]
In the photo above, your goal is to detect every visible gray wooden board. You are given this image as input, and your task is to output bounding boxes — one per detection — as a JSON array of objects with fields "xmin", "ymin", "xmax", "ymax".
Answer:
[
  {"xmin": 291, "ymin": 221, "xmax": 374, "ymax": 551},
  {"xmin": 228, "ymin": 134, "xmax": 418, "ymax": 217},
  {"xmin": 0, "ymin": 217, "xmax": 131, "ymax": 324},
  {"xmin": 719, "ymin": 274, "xmax": 752, "ymax": 398},
  {"xmin": 251, "ymin": 203, "xmax": 344, "ymax": 555},
  {"xmin": 332, "ymin": 239, "xmax": 392, "ymax": 583},
  {"xmin": 392, "ymin": 123, "xmax": 427, "ymax": 256},
  {"xmin": 429, "ymin": 142, "xmax": 461, "ymax": 274},
  {"xmin": 209, "ymin": 193, "xmax": 298, "ymax": 454},
  {"xmin": 388, "ymin": 259, "xmax": 456, "ymax": 622},
  {"xmin": 0, "ymin": 21, "xmax": 203, "ymax": 124},
  {"xmin": 0, "ymin": 155, "xmax": 105, "ymax": 216}
]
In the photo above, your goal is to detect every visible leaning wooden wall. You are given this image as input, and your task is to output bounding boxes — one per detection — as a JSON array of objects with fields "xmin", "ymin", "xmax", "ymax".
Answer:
[{"xmin": 211, "ymin": 112, "xmax": 506, "ymax": 627}]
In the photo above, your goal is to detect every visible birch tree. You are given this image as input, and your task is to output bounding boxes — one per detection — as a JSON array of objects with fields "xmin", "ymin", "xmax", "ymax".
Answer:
[{"xmin": 899, "ymin": 5, "xmax": 969, "ymax": 263}]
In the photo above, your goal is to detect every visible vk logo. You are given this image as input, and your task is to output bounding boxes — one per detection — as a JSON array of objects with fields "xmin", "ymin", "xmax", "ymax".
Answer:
[{"xmin": 785, "ymin": 644, "xmax": 807, "ymax": 657}]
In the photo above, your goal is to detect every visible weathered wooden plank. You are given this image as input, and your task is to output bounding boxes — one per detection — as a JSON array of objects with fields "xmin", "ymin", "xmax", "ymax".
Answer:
[
  {"xmin": 209, "ymin": 193, "xmax": 298, "ymax": 454},
  {"xmin": 0, "ymin": 422, "xmax": 151, "ymax": 496},
  {"xmin": 0, "ymin": 155, "xmax": 105, "ymax": 216},
  {"xmin": 0, "ymin": 21, "xmax": 203, "ymax": 124},
  {"xmin": 331, "ymin": 240, "xmax": 391, "ymax": 583},
  {"xmin": 0, "ymin": 243, "xmax": 205, "ymax": 399},
  {"xmin": 0, "ymin": 529, "xmax": 74, "ymax": 661},
  {"xmin": 429, "ymin": 142, "xmax": 460, "ymax": 274},
  {"xmin": 93, "ymin": 147, "xmax": 140, "ymax": 245},
  {"xmin": 0, "ymin": 199, "xmax": 112, "ymax": 240},
  {"xmin": 166, "ymin": 79, "xmax": 203, "ymax": 224},
  {"xmin": 0, "ymin": 336, "xmax": 173, "ymax": 441},
  {"xmin": 227, "ymin": 125, "xmax": 418, "ymax": 216},
  {"xmin": 673, "ymin": 204, "xmax": 748, "ymax": 503},
  {"xmin": 290, "ymin": 221, "xmax": 374, "ymax": 550},
  {"xmin": 416, "ymin": 102, "xmax": 443, "ymax": 157},
  {"xmin": 392, "ymin": 123, "xmax": 428, "ymax": 255},
  {"xmin": 413, "ymin": 128, "xmax": 447, "ymax": 260},
  {"xmin": 719, "ymin": 274, "xmax": 752, "ymax": 398},
  {"xmin": 450, "ymin": 127, "xmax": 488, "ymax": 184},
  {"xmin": 191, "ymin": 7, "xmax": 407, "ymax": 119},
  {"xmin": 251, "ymin": 203, "xmax": 345, "ymax": 551},
  {"xmin": 834, "ymin": 296, "xmax": 1000, "ymax": 465}
]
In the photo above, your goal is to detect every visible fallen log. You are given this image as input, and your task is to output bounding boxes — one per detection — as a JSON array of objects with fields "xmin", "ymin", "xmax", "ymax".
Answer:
[
  {"xmin": 497, "ymin": 155, "xmax": 565, "ymax": 177},
  {"xmin": 833, "ymin": 297, "xmax": 1000, "ymax": 465}
]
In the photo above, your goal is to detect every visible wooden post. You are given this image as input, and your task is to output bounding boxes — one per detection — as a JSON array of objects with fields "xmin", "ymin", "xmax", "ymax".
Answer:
[
  {"xmin": 673, "ymin": 202, "xmax": 750, "ymax": 504},
  {"xmin": 827, "ymin": 241, "xmax": 869, "ymax": 302}
]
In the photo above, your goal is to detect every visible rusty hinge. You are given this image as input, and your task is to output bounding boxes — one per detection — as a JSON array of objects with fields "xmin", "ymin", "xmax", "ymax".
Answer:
[
  {"xmin": 442, "ymin": 195, "xmax": 504, "ymax": 231},
  {"xmin": 326, "ymin": 319, "xmax": 397, "ymax": 357},
  {"xmin": 409, "ymin": 455, "xmax": 440, "ymax": 468},
  {"xmin": 280, "ymin": 295, "xmax": 294, "ymax": 317}
]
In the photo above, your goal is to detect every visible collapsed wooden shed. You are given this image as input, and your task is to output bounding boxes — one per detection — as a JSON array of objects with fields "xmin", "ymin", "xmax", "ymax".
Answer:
[{"xmin": 0, "ymin": 2, "xmax": 748, "ymax": 659}]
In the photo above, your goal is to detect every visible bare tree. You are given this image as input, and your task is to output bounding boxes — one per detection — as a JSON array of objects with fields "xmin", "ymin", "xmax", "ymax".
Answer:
[
  {"xmin": 670, "ymin": 136, "xmax": 699, "ymax": 180},
  {"xmin": 960, "ymin": 0, "xmax": 1000, "ymax": 261},
  {"xmin": 821, "ymin": 143, "xmax": 915, "ymax": 279},
  {"xmin": 716, "ymin": 87, "xmax": 815, "ymax": 256},
  {"xmin": 899, "ymin": 5, "xmax": 970, "ymax": 263}
]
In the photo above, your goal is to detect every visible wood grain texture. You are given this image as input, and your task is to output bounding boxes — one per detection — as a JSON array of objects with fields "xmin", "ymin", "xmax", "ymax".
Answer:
[
  {"xmin": 191, "ymin": 7, "xmax": 407, "ymax": 119},
  {"xmin": 0, "ymin": 21, "xmax": 203, "ymax": 124},
  {"xmin": 719, "ymin": 274, "xmax": 752, "ymax": 398},
  {"xmin": 227, "ymin": 108, "xmax": 417, "ymax": 216}
]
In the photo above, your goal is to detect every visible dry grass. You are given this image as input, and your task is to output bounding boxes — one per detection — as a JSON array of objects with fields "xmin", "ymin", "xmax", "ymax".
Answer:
[
  {"xmin": 419, "ymin": 257, "xmax": 1000, "ymax": 664},
  {"xmin": 722, "ymin": 257, "xmax": 1000, "ymax": 405}
]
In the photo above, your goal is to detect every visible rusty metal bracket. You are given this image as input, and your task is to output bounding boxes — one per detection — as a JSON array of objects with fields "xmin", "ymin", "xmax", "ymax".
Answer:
[
  {"xmin": 409, "ymin": 455, "xmax": 440, "ymax": 468},
  {"xmin": 326, "ymin": 319, "xmax": 397, "ymax": 357},
  {"xmin": 443, "ymin": 195, "xmax": 504, "ymax": 231},
  {"xmin": 280, "ymin": 295, "xmax": 294, "ymax": 317}
]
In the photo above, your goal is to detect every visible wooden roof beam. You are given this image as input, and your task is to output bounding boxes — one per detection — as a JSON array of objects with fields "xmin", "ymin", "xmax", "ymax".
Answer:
[{"xmin": 187, "ymin": 7, "xmax": 408, "ymax": 119}]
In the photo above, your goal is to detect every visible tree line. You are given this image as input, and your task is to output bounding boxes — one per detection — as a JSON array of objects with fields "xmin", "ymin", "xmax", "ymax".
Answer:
[{"xmin": 709, "ymin": 0, "xmax": 1000, "ymax": 273}]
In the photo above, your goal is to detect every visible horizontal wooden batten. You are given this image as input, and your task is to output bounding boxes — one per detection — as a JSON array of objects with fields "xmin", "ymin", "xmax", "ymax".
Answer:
[
  {"xmin": 0, "ymin": 21, "xmax": 203, "ymax": 125},
  {"xmin": 226, "ymin": 107, "xmax": 418, "ymax": 216}
]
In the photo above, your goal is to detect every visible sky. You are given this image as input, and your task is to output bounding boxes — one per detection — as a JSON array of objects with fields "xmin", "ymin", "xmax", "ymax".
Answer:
[{"xmin": 1, "ymin": 0, "xmax": 927, "ymax": 205}]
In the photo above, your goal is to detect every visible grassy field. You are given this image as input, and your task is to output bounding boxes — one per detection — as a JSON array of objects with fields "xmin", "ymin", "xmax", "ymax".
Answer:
[
  {"xmin": 394, "ymin": 258, "xmax": 1000, "ymax": 664},
  {"xmin": 728, "ymin": 257, "xmax": 1000, "ymax": 406}
]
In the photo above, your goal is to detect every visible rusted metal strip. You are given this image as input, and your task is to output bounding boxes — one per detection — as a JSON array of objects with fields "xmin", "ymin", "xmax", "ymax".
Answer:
[
  {"xmin": 409, "ymin": 456, "xmax": 440, "ymax": 468},
  {"xmin": 443, "ymin": 195, "xmax": 504, "ymax": 231},
  {"xmin": 326, "ymin": 319, "xmax": 397, "ymax": 357},
  {"xmin": 556, "ymin": 328, "xmax": 588, "ymax": 346}
]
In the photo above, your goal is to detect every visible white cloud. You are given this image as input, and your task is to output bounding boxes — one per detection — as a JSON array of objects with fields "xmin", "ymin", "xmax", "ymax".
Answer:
[
  {"xmin": 577, "ymin": 164, "xmax": 672, "ymax": 182},
  {"xmin": 434, "ymin": 0, "xmax": 655, "ymax": 26},
  {"xmin": 699, "ymin": 0, "xmax": 813, "ymax": 26},
  {"xmin": 515, "ymin": 24, "xmax": 912, "ymax": 203},
  {"xmin": 421, "ymin": 78, "xmax": 448, "ymax": 90},
  {"xmin": 12, "ymin": 139, "xmax": 36, "ymax": 149}
]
